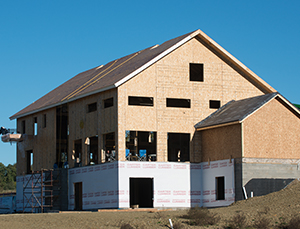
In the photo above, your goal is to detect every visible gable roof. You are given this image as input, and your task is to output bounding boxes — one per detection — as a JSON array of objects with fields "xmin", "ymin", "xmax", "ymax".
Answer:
[
  {"xmin": 195, "ymin": 93, "xmax": 300, "ymax": 131},
  {"xmin": 10, "ymin": 29, "xmax": 276, "ymax": 120}
]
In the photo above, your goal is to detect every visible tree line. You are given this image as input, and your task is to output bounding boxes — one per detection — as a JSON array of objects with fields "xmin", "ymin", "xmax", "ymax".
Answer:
[{"xmin": 0, "ymin": 163, "xmax": 16, "ymax": 192}]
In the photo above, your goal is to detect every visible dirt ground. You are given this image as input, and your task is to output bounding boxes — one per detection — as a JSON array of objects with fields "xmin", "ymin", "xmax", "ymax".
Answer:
[{"xmin": 0, "ymin": 179, "xmax": 300, "ymax": 228}]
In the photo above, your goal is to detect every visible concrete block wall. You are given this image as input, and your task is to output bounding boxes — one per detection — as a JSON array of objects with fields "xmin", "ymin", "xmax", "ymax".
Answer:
[{"xmin": 235, "ymin": 158, "xmax": 300, "ymax": 200}]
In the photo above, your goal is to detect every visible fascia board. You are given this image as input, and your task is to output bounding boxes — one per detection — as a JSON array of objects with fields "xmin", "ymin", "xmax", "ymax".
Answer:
[
  {"xmin": 196, "ymin": 121, "xmax": 241, "ymax": 131},
  {"xmin": 196, "ymin": 30, "xmax": 276, "ymax": 93},
  {"xmin": 240, "ymin": 94, "xmax": 300, "ymax": 124}
]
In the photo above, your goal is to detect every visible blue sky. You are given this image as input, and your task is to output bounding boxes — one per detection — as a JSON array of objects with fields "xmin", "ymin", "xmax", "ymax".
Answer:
[{"xmin": 0, "ymin": 1, "xmax": 299, "ymax": 165}]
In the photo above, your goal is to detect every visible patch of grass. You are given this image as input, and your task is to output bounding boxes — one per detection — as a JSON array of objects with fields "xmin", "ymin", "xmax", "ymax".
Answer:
[{"xmin": 182, "ymin": 206, "xmax": 220, "ymax": 226}]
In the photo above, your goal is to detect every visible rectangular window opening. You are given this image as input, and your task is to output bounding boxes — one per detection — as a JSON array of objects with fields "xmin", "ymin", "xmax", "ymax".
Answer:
[
  {"xmin": 104, "ymin": 98, "xmax": 113, "ymax": 108},
  {"xmin": 43, "ymin": 114, "xmax": 47, "ymax": 128},
  {"xmin": 34, "ymin": 117, "xmax": 37, "ymax": 136},
  {"xmin": 209, "ymin": 100, "xmax": 221, "ymax": 109},
  {"xmin": 216, "ymin": 176, "xmax": 225, "ymax": 200},
  {"xmin": 87, "ymin": 102, "xmax": 97, "ymax": 113},
  {"xmin": 125, "ymin": 131, "xmax": 157, "ymax": 161},
  {"xmin": 88, "ymin": 136, "xmax": 98, "ymax": 165},
  {"xmin": 26, "ymin": 150, "xmax": 33, "ymax": 174},
  {"xmin": 74, "ymin": 139, "xmax": 82, "ymax": 167},
  {"xmin": 128, "ymin": 96, "xmax": 153, "ymax": 106},
  {"xmin": 21, "ymin": 120, "xmax": 26, "ymax": 134},
  {"xmin": 104, "ymin": 133, "xmax": 116, "ymax": 162},
  {"xmin": 167, "ymin": 133, "xmax": 190, "ymax": 162},
  {"xmin": 190, "ymin": 63, "xmax": 204, "ymax": 82},
  {"xmin": 167, "ymin": 98, "xmax": 191, "ymax": 108}
]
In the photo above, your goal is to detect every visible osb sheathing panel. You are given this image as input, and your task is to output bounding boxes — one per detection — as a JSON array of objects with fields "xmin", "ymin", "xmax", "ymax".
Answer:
[
  {"xmin": 243, "ymin": 98, "xmax": 300, "ymax": 159},
  {"xmin": 16, "ymin": 108, "xmax": 56, "ymax": 176},
  {"xmin": 68, "ymin": 89, "xmax": 117, "ymax": 167},
  {"xmin": 118, "ymin": 38, "xmax": 264, "ymax": 161},
  {"xmin": 201, "ymin": 124, "xmax": 242, "ymax": 162}
]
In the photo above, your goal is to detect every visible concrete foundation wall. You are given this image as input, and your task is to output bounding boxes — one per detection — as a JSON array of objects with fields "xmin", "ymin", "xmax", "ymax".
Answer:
[{"xmin": 234, "ymin": 158, "xmax": 300, "ymax": 201}]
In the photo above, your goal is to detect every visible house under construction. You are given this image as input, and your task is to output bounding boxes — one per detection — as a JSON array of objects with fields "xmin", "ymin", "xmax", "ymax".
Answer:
[{"xmin": 5, "ymin": 29, "xmax": 300, "ymax": 212}]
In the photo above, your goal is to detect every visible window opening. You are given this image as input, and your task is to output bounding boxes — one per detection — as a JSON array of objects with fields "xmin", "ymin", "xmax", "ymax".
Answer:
[
  {"xmin": 216, "ymin": 176, "xmax": 225, "ymax": 200},
  {"xmin": 21, "ymin": 120, "xmax": 25, "ymax": 134},
  {"xmin": 88, "ymin": 136, "xmax": 98, "ymax": 165},
  {"xmin": 128, "ymin": 96, "xmax": 153, "ymax": 106},
  {"xmin": 87, "ymin": 102, "xmax": 97, "ymax": 113},
  {"xmin": 26, "ymin": 150, "xmax": 33, "ymax": 174},
  {"xmin": 104, "ymin": 98, "xmax": 113, "ymax": 108},
  {"xmin": 130, "ymin": 178, "xmax": 153, "ymax": 208},
  {"xmin": 104, "ymin": 133, "xmax": 115, "ymax": 162},
  {"xmin": 43, "ymin": 114, "xmax": 47, "ymax": 128},
  {"xmin": 74, "ymin": 139, "xmax": 82, "ymax": 167},
  {"xmin": 34, "ymin": 117, "xmax": 37, "ymax": 136},
  {"xmin": 190, "ymin": 63, "xmax": 204, "ymax": 81},
  {"xmin": 126, "ymin": 131, "xmax": 157, "ymax": 161},
  {"xmin": 209, "ymin": 100, "xmax": 221, "ymax": 109},
  {"xmin": 168, "ymin": 133, "xmax": 190, "ymax": 162},
  {"xmin": 56, "ymin": 105, "xmax": 68, "ymax": 168},
  {"xmin": 166, "ymin": 98, "xmax": 191, "ymax": 108}
]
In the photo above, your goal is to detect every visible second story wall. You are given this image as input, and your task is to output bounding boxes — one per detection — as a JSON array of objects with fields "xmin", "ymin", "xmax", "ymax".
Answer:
[
  {"xmin": 16, "ymin": 108, "xmax": 56, "ymax": 175},
  {"xmin": 118, "ymin": 37, "xmax": 266, "ymax": 162}
]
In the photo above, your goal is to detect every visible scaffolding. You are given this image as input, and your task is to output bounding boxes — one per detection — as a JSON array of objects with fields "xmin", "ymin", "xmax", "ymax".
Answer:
[{"xmin": 22, "ymin": 169, "xmax": 60, "ymax": 213}]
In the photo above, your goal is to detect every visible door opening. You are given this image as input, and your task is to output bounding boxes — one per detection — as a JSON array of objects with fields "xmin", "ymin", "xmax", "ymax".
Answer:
[
  {"xmin": 130, "ymin": 178, "xmax": 153, "ymax": 208},
  {"xmin": 216, "ymin": 176, "xmax": 225, "ymax": 200},
  {"xmin": 74, "ymin": 182, "xmax": 82, "ymax": 210}
]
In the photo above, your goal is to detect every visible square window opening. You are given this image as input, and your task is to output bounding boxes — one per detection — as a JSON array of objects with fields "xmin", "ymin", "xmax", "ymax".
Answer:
[
  {"xmin": 126, "ymin": 131, "xmax": 157, "ymax": 161},
  {"xmin": 104, "ymin": 98, "xmax": 113, "ymax": 108},
  {"xmin": 190, "ymin": 63, "xmax": 204, "ymax": 82},
  {"xmin": 87, "ymin": 102, "xmax": 97, "ymax": 113}
]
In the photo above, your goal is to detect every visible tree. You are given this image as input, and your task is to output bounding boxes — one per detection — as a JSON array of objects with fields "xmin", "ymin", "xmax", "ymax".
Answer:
[{"xmin": 0, "ymin": 163, "xmax": 16, "ymax": 192}]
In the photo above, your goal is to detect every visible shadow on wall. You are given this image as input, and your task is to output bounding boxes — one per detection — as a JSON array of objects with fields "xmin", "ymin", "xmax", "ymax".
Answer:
[{"xmin": 244, "ymin": 178, "xmax": 294, "ymax": 198}]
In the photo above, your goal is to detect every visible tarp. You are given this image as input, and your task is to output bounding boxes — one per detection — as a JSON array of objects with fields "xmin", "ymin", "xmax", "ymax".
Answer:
[{"xmin": 0, "ymin": 196, "xmax": 16, "ymax": 214}]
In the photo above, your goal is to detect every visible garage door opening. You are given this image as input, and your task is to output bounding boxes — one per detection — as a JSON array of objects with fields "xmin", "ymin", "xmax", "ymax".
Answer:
[{"xmin": 130, "ymin": 178, "xmax": 153, "ymax": 208}]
